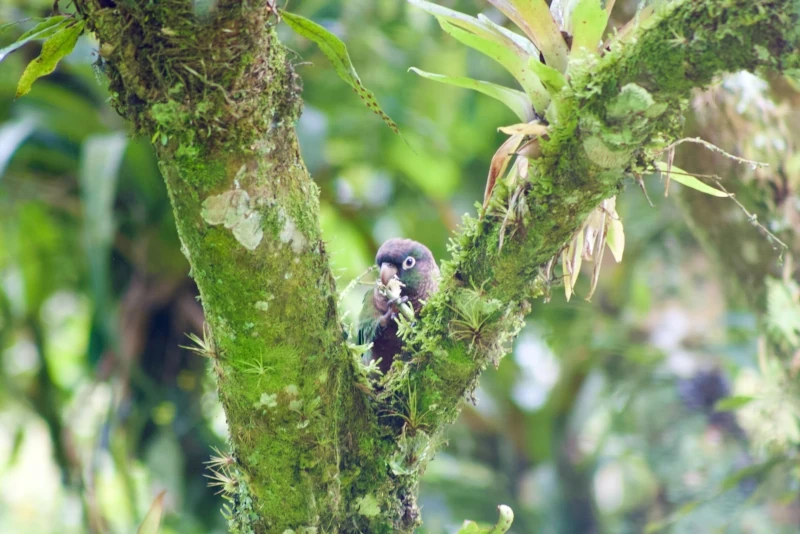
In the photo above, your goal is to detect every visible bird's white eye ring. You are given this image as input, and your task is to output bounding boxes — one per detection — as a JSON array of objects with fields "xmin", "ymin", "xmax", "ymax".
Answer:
[{"xmin": 403, "ymin": 256, "xmax": 416, "ymax": 270}]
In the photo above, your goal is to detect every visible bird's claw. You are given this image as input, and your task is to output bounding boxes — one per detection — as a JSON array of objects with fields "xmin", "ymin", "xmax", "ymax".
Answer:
[
  {"xmin": 378, "ymin": 296, "xmax": 411, "ymax": 327},
  {"xmin": 379, "ymin": 307, "xmax": 400, "ymax": 327},
  {"xmin": 388, "ymin": 295, "xmax": 408, "ymax": 306}
]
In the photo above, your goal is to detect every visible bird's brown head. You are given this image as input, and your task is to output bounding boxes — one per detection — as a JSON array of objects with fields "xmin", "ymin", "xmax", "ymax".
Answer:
[{"xmin": 375, "ymin": 238, "xmax": 439, "ymax": 303}]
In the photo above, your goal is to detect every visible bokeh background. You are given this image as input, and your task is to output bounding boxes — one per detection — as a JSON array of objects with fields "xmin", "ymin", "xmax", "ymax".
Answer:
[{"xmin": 2, "ymin": 0, "xmax": 799, "ymax": 533}]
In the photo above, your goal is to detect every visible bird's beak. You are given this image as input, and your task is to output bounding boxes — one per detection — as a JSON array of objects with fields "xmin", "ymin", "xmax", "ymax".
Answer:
[{"xmin": 380, "ymin": 262, "xmax": 398, "ymax": 286}]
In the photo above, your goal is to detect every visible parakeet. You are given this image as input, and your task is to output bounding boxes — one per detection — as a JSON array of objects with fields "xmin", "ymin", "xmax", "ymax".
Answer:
[{"xmin": 357, "ymin": 238, "xmax": 439, "ymax": 374}]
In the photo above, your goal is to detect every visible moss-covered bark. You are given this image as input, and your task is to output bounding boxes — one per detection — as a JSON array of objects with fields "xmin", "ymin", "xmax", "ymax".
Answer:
[
  {"xmin": 73, "ymin": 0, "xmax": 799, "ymax": 532},
  {"xmin": 72, "ymin": 2, "xmax": 382, "ymax": 531}
]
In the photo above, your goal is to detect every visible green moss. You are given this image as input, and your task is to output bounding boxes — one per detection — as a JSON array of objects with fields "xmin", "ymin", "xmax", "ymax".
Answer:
[
  {"xmin": 152, "ymin": 119, "xmax": 367, "ymax": 530},
  {"xmin": 77, "ymin": 0, "xmax": 296, "ymax": 151}
]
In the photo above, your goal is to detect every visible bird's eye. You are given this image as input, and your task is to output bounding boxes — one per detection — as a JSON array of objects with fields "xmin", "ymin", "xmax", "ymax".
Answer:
[{"xmin": 402, "ymin": 256, "xmax": 416, "ymax": 270}]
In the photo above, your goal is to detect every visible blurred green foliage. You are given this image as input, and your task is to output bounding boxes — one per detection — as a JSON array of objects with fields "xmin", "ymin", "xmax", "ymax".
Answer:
[{"xmin": 1, "ymin": 1, "xmax": 799, "ymax": 533}]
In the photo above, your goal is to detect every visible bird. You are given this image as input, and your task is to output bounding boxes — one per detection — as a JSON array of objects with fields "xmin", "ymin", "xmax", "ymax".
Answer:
[{"xmin": 357, "ymin": 238, "xmax": 440, "ymax": 375}]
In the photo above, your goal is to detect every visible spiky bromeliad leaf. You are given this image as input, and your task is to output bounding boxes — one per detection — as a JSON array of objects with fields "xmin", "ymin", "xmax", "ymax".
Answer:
[
  {"xmin": 487, "ymin": 0, "xmax": 568, "ymax": 73},
  {"xmin": 408, "ymin": 0, "xmax": 549, "ymax": 112},
  {"xmin": 409, "ymin": 68, "xmax": 534, "ymax": 122},
  {"xmin": 528, "ymin": 58, "xmax": 567, "ymax": 96},
  {"xmin": 475, "ymin": 13, "xmax": 539, "ymax": 56},
  {"xmin": 137, "ymin": 491, "xmax": 166, "ymax": 534},
  {"xmin": 0, "ymin": 16, "xmax": 71, "ymax": 63},
  {"xmin": 281, "ymin": 11, "xmax": 399, "ymax": 134},
  {"xmin": 437, "ymin": 21, "xmax": 548, "ymax": 111},
  {"xmin": 528, "ymin": 58, "xmax": 566, "ymax": 121},
  {"xmin": 569, "ymin": 0, "xmax": 609, "ymax": 58},
  {"xmin": 408, "ymin": 0, "xmax": 533, "ymax": 57},
  {"xmin": 655, "ymin": 161, "xmax": 729, "ymax": 198},
  {"xmin": 15, "ymin": 19, "xmax": 85, "ymax": 98}
]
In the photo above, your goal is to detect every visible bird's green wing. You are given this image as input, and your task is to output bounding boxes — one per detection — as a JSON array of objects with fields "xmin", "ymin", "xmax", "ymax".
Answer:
[{"xmin": 356, "ymin": 291, "xmax": 382, "ymax": 347}]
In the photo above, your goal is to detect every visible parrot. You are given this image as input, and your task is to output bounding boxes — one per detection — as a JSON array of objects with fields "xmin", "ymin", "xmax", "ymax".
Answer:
[{"xmin": 357, "ymin": 238, "xmax": 440, "ymax": 375}]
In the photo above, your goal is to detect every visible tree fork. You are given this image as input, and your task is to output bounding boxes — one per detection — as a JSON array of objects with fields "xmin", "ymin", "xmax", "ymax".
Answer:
[{"xmin": 72, "ymin": 0, "xmax": 800, "ymax": 532}]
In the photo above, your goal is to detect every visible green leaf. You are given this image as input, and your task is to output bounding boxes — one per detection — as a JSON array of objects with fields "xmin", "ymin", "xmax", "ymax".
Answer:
[
  {"xmin": 438, "ymin": 21, "xmax": 548, "ymax": 112},
  {"xmin": 407, "ymin": 0, "xmax": 550, "ymax": 111},
  {"xmin": 456, "ymin": 505, "xmax": 514, "ymax": 534},
  {"xmin": 714, "ymin": 395, "xmax": 754, "ymax": 411},
  {"xmin": 0, "ymin": 117, "xmax": 38, "ymax": 179},
  {"xmin": 457, "ymin": 521, "xmax": 482, "ymax": 534},
  {"xmin": 281, "ymin": 11, "xmax": 399, "ymax": 134},
  {"xmin": 655, "ymin": 162, "xmax": 728, "ymax": 198},
  {"xmin": 549, "ymin": 0, "xmax": 578, "ymax": 29},
  {"xmin": 79, "ymin": 133, "xmax": 128, "ymax": 355},
  {"xmin": 137, "ymin": 491, "xmax": 166, "ymax": 534},
  {"xmin": 528, "ymin": 58, "xmax": 567, "ymax": 96},
  {"xmin": 16, "ymin": 20, "xmax": 85, "ymax": 98},
  {"xmin": 407, "ymin": 0, "xmax": 547, "ymax": 110},
  {"xmin": 720, "ymin": 460, "xmax": 779, "ymax": 492},
  {"xmin": 489, "ymin": 505, "xmax": 514, "ymax": 534},
  {"xmin": 645, "ymin": 501, "xmax": 700, "ymax": 533},
  {"xmin": 408, "ymin": 0, "xmax": 534, "ymax": 58},
  {"xmin": 80, "ymin": 133, "xmax": 128, "ymax": 250},
  {"xmin": 487, "ymin": 0, "xmax": 569, "ymax": 72},
  {"xmin": 570, "ymin": 0, "xmax": 608, "ymax": 56},
  {"xmin": 0, "ymin": 16, "xmax": 70, "ymax": 63},
  {"xmin": 476, "ymin": 14, "xmax": 538, "ymax": 57},
  {"xmin": 409, "ymin": 68, "xmax": 534, "ymax": 122}
]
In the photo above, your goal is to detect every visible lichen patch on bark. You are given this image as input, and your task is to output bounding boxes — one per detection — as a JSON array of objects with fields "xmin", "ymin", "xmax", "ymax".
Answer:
[{"xmin": 201, "ymin": 189, "xmax": 264, "ymax": 251}]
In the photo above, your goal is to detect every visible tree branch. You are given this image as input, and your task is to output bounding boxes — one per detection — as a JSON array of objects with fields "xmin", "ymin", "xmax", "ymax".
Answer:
[{"xmin": 378, "ymin": 0, "xmax": 799, "ymax": 524}]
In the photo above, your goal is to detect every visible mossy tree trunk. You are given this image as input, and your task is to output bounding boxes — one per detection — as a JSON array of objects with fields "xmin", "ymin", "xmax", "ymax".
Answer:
[{"xmin": 74, "ymin": 0, "xmax": 799, "ymax": 532}]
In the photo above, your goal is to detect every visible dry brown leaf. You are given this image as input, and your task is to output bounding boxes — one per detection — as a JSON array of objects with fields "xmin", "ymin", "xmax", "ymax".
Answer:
[
  {"xmin": 586, "ymin": 234, "xmax": 606, "ymax": 301},
  {"xmin": 517, "ymin": 137, "xmax": 542, "ymax": 159},
  {"xmin": 585, "ymin": 209, "xmax": 608, "ymax": 301},
  {"xmin": 516, "ymin": 156, "xmax": 529, "ymax": 180},
  {"xmin": 604, "ymin": 197, "xmax": 625, "ymax": 262},
  {"xmin": 563, "ymin": 231, "xmax": 584, "ymax": 301},
  {"xmin": 562, "ymin": 248, "xmax": 573, "ymax": 302},
  {"xmin": 483, "ymin": 133, "xmax": 524, "ymax": 209}
]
